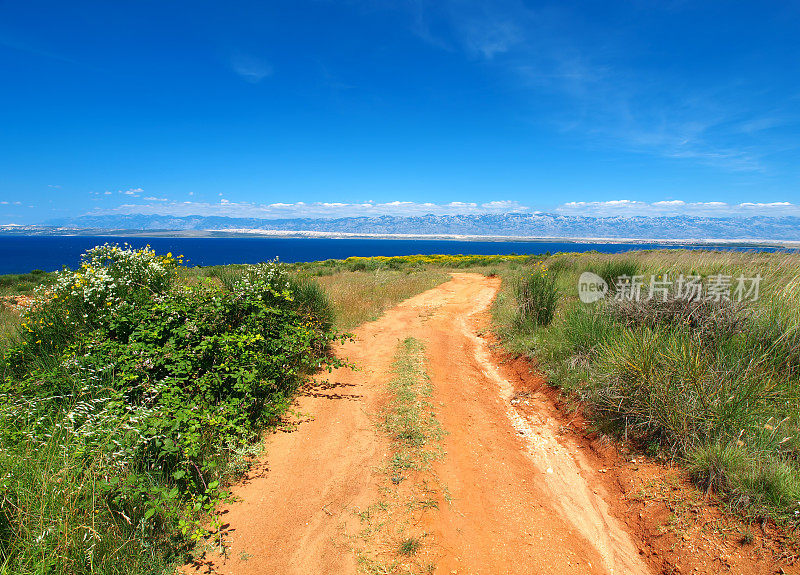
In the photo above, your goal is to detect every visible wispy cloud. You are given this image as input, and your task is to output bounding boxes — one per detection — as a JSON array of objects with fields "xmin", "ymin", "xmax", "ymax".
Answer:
[
  {"xmin": 0, "ymin": 35, "xmax": 83, "ymax": 67},
  {"xmin": 92, "ymin": 199, "xmax": 529, "ymax": 219},
  {"xmin": 557, "ymin": 199, "xmax": 800, "ymax": 217},
  {"xmin": 118, "ymin": 188, "xmax": 143, "ymax": 197},
  {"xmin": 230, "ymin": 53, "xmax": 273, "ymax": 83},
  {"xmin": 448, "ymin": 4, "xmax": 523, "ymax": 59},
  {"xmin": 400, "ymin": 1, "xmax": 794, "ymax": 173}
]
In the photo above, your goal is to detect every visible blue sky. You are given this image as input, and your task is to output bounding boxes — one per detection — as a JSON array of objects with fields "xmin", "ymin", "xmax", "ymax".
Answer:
[{"xmin": 1, "ymin": 1, "xmax": 799, "ymax": 223}]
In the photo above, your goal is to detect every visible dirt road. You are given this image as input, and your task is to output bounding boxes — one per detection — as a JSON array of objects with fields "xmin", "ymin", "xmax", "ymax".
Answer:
[{"xmin": 189, "ymin": 273, "xmax": 651, "ymax": 575}]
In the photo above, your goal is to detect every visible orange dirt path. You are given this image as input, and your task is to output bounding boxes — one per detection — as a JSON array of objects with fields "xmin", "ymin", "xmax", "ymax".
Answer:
[{"xmin": 187, "ymin": 273, "xmax": 651, "ymax": 575}]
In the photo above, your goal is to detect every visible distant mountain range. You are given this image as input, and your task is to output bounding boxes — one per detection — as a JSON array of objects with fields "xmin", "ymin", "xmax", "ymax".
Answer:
[{"xmin": 5, "ymin": 212, "xmax": 799, "ymax": 242}]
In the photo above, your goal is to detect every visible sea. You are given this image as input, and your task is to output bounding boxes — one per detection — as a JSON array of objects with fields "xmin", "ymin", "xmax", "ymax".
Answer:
[{"xmin": 0, "ymin": 235, "xmax": 794, "ymax": 275}]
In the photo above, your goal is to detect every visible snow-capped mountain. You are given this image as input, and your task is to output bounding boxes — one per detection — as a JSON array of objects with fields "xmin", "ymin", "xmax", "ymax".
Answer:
[{"xmin": 33, "ymin": 213, "xmax": 800, "ymax": 241}]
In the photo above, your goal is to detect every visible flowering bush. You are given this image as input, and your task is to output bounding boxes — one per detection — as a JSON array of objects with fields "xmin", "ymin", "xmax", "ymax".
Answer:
[
  {"xmin": 51, "ymin": 242, "xmax": 179, "ymax": 319},
  {"xmin": 6, "ymin": 245, "xmax": 181, "ymax": 369},
  {"xmin": 0, "ymin": 246, "xmax": 345, "ymax": 573}
]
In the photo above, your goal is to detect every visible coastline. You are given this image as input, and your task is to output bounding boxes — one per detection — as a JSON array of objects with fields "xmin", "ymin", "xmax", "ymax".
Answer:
[{"xmin": 1, "ymin": 225, "xmax": 798, "ymax": 249}]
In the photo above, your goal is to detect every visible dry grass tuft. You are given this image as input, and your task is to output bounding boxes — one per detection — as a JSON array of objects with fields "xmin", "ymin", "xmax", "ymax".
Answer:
[{"xmin": 313, "ymin": 269, "xmax": 449, "ymax": 331}]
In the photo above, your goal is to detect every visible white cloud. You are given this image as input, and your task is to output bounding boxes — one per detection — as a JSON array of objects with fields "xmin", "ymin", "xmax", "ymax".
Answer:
[
  {"xmin": 733, "ymin": 202, "xmax": 795, "ymax": 212},
  {"xmin": 91, "ymin": 199, "xmax": 530, "ymax": 219},
  {"xmin": 143, "ymin": 196, "xmax": 168, "ymax": 202},
  {"xmin": 557, "ymin": 200, "xmax": 800, "ymax": 217},
  {"xmin": 118, "ymin": 188, "xmax": 143, "ymax": 197}
]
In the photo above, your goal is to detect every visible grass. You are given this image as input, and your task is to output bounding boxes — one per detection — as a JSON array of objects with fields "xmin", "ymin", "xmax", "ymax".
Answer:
[
  {"xmin": 493, "ymin": 249, "xmax": 800, "ymax": 524},
  {"xmin": 310, "ymin": 270, "xmax": 449, "ymax": 331},
  {"xmin": 383, "ymin": 338, "xmax": 444, "ymax": 473},
  {"xmin": 586, "ymin": 258, "xmax": 640, "ymax": 290},
  {"xmin": 513, "ymin": 260, "xmax": 559, "ymax": 330},
  {"xmin": 291, "ymin": 253, "xmax": 534, "ymax": 276},
  {"xmin": 353, "ymin": 338, "xmax": 445, "ymax": 574},
  {"xmin": 0, "ymin": 270, "xmax": 53, "ymax": 296},
  {"xmin": 0, "ymin": 424, "xmax": 170, "ymax": 574},
  {"xmin": 0, "ymin": 306, "xmax": 20, "ymax": 344},
  {"xmin": 398, "ymin": 537, "xmax": 421, "ymax": 557}
]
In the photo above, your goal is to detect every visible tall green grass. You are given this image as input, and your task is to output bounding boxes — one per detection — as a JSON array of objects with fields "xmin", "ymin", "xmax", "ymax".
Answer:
[
  {"xmin": 0, "ymin": 307, "xmax": 19, "ymax": 346},
  {"xmin": 587, "ymin": 259, "xmax": 639, "ymax": 290},
  {"xmin": 0, "ymin": 421, "xmax": 171, "ymax": 574},
  {"xmin": 513, "ymin": 262, "xmax": 559, "ymax": 330},
  {"xmin": 497, "ymin": 250, "xmax": 800, "ymax": 523}
]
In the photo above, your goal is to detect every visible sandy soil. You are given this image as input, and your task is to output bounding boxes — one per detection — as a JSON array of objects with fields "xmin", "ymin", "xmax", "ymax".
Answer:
[{"xmin": 186, "ymin": 273, "xmax": 796, "ymax": 575}]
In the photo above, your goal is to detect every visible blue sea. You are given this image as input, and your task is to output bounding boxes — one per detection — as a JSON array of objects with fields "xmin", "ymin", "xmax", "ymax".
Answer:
[{"xmin": 0, "ymin": 235, "xmax": 793, "ymax": 275}]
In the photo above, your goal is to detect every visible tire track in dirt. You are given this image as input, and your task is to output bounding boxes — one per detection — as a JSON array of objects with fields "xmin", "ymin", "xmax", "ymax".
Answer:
[
  {"xmin": 186, "ymin": 273, "xmax": 651, "ymax": 575},
  {"xmin": 453, "ymin": 278, "xmax": 649, "ymax": 575}
]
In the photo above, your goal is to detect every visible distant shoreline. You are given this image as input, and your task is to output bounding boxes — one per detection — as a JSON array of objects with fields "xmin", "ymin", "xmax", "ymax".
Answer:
[
  {"xmin": 212, "ymin": 228, "xmax": 800, "ymax": 248},
  {"xmin": 1, "ymin": 225, "xmax": 799, "ymax": 249}
]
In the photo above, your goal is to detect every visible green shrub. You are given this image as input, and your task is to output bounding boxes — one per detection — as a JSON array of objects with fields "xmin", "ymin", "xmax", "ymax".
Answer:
[
  {"xmin": 560, "ymin": 303, "xmax": 620, "ymax": 355},
  {"xmin": 587, "ymin": 325, "xmax": 798, "ymax": 447},
  {"xmin": 0, "ymin": 246, "xmax": 346, "ymax": 574}
]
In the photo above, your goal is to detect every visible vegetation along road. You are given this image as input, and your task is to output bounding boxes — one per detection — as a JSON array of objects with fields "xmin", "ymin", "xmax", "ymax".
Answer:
[
  {"xmin": 189, "ymin": 273, "xmax": 650, "ymax": 575},
  {"xmin": 4, "ymin": 249, "xmax": 798, "ymax": 574}
]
